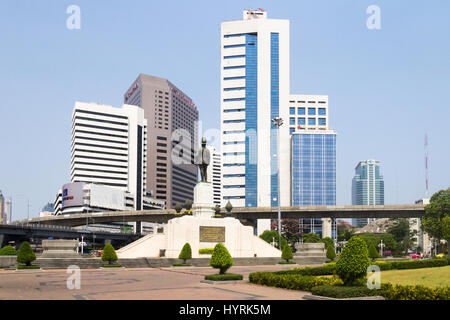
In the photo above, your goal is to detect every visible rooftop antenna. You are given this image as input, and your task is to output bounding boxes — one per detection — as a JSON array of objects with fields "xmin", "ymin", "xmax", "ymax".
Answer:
[{"xmin": 425, "ymin": 134, "xmax": 429, "ymax": 198}]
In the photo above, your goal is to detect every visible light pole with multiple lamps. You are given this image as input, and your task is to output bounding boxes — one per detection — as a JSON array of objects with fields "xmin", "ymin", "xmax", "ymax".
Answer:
[{"xmin": 271, "ymin": 116, "xmax": 283, "ymax": 248}]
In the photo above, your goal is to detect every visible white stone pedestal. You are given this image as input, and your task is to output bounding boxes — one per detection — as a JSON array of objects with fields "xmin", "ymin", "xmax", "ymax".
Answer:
[{"xmin": 192, "ymin": 182, "xmax": 214, "ymax": 218}]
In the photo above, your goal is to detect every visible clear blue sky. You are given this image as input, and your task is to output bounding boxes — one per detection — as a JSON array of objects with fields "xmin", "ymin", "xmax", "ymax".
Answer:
[{"xmin": 0, "ymin": 1, "xmax": 449, "ymax": 220}]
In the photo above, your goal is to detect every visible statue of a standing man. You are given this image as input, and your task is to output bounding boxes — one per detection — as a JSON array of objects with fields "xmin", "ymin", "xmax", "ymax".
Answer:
[{"xmin": 194, "ymin": 137, "xmax": 210, "ymax": 182}]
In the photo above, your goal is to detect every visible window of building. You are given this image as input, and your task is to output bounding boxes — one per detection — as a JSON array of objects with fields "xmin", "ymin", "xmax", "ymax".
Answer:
[
  {"xmin": 290, "ymin": 107, "xmax": 295, "ymax": 115},
  {"xmin": 298, "ymin": 118, "xmax": 306, "ymax": 125},
  {"xmin": 290, "ymin": 127, "xmax": 295, "ymax": 134},
  {"xmin": 290, "ymin": 117, "xmax": 295, "ymax": 125},
  {"xmin": 318, "ymin": 108, "xmax": 326, "ymax": 115},
  {"xmin": 319, "ymin": 118, "xmax": 326, "ymax": 126},
  {"xmin": 297, "ymin": 107, "xmax": 305, "ymax": 115},
  {"xmin": 308, "ymin": 108, "xmax": 316, "ymax": 115},
  {"xmin": 308, "ymin": 118, "xmax": 316, "ymax": 125}
]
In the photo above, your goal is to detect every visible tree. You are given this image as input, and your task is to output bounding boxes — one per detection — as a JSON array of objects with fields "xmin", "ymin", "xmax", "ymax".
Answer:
[
  {"xmin": 214, "ymin": 204, "xmax": 221, "ymax": 216},
  {"xmin": 326, "ymin": 245, "xmax": 336, "ymax": 260},
  {"xmin": 380, "ymin": 233, "xmax": 396, "ymax": 251},
  {"xmin": 271, "ymin": 219, "xmax": 303, "ymax": 246},
  {"xmin": 225, "ymin": 201, "xmax": 233, "ymax": 213},
  {"xmin": 354, "ymin": 233, "xmax": 381, "ymax": 249},
  {"xmin": 281, "ymin": 244, "xmax": 293, "ymax": 262},
  {"xmin": 422, "ymin": 189, "xmax": 450, "ymax": 253},
  {"xmin": 336, "ymin": 236, "xmax": 370, "ymax": 286},
  {"xmin": 101, "ymin": 243, "xmax": 118, "ymax": 265},
  {"xmin": 302, "ymin": 233, "xmax": 320, "ymax": 243},
  {"xmin": 368, "ymin": 243, "xmax": 380, "ymax": 261},
  {"xmin": 178, "ymin": 243, "xmax": 192, "ymax": 264},
  {"xmin": 16, "ymin": 241, "xmax": 36, "ymax": 266},
  {"xmin": 387, "ymin": 218, "xmax": 413, "ymax": 255},
  {"xmin": 0, "ymin": 245, "xmax": 17, "ymax": 256},
  {"xmin": 320, "ymin": 237, "xmax": 334, "ymax": 250},
  {"xmin": 442, "ymin": 216, "xmax": 450, "ymax": 254},
  {"xmin": 210, "ymin": 243, "xmax": 233, "ymax": 274},
  {"xmin": 259, "ymin": 230, "xmax": 287, "ymax": 250}
]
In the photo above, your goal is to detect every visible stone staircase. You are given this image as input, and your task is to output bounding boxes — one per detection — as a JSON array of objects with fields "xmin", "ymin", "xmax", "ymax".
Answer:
[{"xmin": 294, "ymin": 243, "xmax": 326, "ymax": 264}]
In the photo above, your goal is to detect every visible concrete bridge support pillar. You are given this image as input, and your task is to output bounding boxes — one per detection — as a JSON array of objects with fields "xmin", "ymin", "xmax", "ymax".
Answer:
[
  {"xmin": 321, "ymin": 218, "xmax": 332, "ymax": 239},
  {"xmin": 135, "ymin": 221, "xmax": 142, "ymax": 235}
]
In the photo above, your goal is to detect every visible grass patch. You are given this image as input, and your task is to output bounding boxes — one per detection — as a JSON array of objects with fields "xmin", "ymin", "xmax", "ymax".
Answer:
[
  {"xmin": 311, "ymin": 285, "xmax": 381, "ymax": 298},
  {"xmin": 278, "ymin": 261, "xmax": 296, "ymax": 264},
  {"xmin": 102, "ymin": 264, "xmax": 123, "ymax": 268},
  {"xmin": 172, "ymin": 263, "xmax": 192, "ymax": 267},
  {"xmin": 17, "ymin": 265, "xmax": 40, "ymax": 270},
  {"xmin": 204, "ymin": 273, "xmax": 243, "ymax": 281},
  {"xmin": 380, "ymin": 266, "xmax": 450, "ymax": 288}
]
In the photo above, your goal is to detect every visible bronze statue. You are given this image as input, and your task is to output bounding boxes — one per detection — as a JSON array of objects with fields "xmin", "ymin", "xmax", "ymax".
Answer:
[{"xmin": 194, "ymin": 137, "xmax": 210, "ymax": 182}]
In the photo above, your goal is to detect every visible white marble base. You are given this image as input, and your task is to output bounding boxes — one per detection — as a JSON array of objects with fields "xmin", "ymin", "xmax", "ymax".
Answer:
[{"xmin": 192, "ymin": 182, "xmax": 214, "ymax": 218}]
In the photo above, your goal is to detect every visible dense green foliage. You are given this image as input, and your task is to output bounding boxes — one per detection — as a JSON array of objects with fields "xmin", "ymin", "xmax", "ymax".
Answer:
[
  {"xmin": 311, "ymin": 285, "xmax": 381, "ymax": 298},
  {"xmin": 302, "ymin": 233, "xmax": 320, "ymax": 243},
  {"xmin": 320, "ymin": 237, "xmax": 334, "ymax": 250},
  {"xmin": 281, "ymin": 244, "xmax": 293, "ymax": 262},
  {"xmin": 275, "ymin": 264, "xmax": 336, "ymax": 276},
  {"xmin": 205, "ymin": 273, "xmax": 243, "ymax": 281},
  {"xmin": 16, "ymin": 241, "xmax": 36, "ymax": 266},
  {"xmin": 0, "ymin": 245, "xmax": 17, "ymax": 256},
  {"xmin": 17, "ymin": 265, "xmax": 40, "ymax": 269},
  {"xmin": 326, "ymin": 245, "xmax": 336, "ymax": 260},
  {"xmin": 198, "ymin": 248, "xmax": 214, "ymax": 254},
  {"xmin": 355, "ymin": 233, "xmax": 380, "ymax": 248},
  {"xmin": 422, "ymin": 188, "xmax": 450, "ymax": 243},
  {"xmin": 368, "ymin": 243, "xmax": 380, "ymax": 261},
  {"xmin": 249, "ymin": 272, "xmax": 342, "ymax": 291},
  {"xmin": 336, "ymin": 236, "xmax": 370, "ymax": 286},
  {"xmin": 380, "ymin": 283, "xmax": 450, "ymax": 300},
  {"xmin": 213, "ymin": 205, "xmax": 221, "ymax": 215},
  {"xmin": 380, "ymin": 233, "xmax": 396, "ymax": 251},
  {"xmin": 102, "ymin": 264, "xmax": 123, "ymax": 268},
  {"xmin": 259, "ymin": 230, "xmax": 287, "ymax": 249},
  {"xmin": 210, "ymin": 243, "xmax": 233, "ymax": 274},
  {"xmin": 178, "ymin": 243, "xmax": 192, "ymax": 263},
  {"xmin": 101, "ymin": 243, "xmax": 118, "ymax": 264}
]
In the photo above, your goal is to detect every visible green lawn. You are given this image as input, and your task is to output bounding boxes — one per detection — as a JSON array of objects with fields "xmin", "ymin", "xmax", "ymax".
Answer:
[{"xmin": 380, "ymin": 266, "xmax": 450, "ymax": 288}]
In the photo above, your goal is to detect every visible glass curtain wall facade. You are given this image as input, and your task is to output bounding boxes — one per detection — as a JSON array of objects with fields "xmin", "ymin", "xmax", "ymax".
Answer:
[
  {"xmin": 351, "ymin": 160, "xmax": 384, "ymax": 227},
  {"xmin": 291, "ymin": 132, "xmax": 337, "ymax": 238}
]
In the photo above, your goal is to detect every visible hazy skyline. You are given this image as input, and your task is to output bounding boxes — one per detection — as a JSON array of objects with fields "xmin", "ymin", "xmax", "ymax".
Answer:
[{"xmin": 1, "ymin": 1, "xmax": 449, "ymax": 220}]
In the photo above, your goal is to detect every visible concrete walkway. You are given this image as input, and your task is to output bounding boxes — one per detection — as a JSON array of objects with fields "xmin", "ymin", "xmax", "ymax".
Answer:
[{"xmin": 0, "ymin": 264, "xmax": 318, "ymax": 300}]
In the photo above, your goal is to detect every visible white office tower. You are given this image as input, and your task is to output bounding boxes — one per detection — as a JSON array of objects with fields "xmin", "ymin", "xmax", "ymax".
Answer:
[
  {"xmin": 71, "ymin": 101, "xmax": 147, "ymax": 210},
  {"xmin": 220, "ymin": 9, "xmax": 290, "ymax": 235},
  {"xmin": 206, "ymin": 145, "xmax": 222, "ymax": 206}
]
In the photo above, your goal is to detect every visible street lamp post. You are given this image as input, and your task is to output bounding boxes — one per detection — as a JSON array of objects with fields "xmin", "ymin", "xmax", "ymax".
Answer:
[{"xmin": 271, "ymin": 116, "xmax": 283, "ymax": 248}]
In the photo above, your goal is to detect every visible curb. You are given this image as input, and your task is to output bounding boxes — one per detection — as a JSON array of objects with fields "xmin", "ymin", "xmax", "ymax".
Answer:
[
  {"xmin": 201, "ymin": 280, "xmax": 246, "ymax": 285},
  {"xmin": 303, "ymin": 294, "xmax": 385, "ymax": 300}
]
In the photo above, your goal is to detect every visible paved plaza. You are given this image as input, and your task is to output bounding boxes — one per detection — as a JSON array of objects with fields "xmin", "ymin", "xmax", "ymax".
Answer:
[{"xmin": 0, "ymin": 264, "xmax": 319, "ymax": 300}]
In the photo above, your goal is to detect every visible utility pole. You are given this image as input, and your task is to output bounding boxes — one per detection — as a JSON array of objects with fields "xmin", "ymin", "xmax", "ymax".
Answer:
[{"xmin": 272, "ymin": 116, "xmax": 283, "ymax": 248}]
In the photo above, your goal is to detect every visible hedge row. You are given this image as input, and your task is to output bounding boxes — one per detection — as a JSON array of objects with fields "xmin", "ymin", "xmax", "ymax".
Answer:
[
  {"xmin": 311, "ymin": 285, "xmax": 381, "ymax": 298},
  {"xmin": 374, "ymin": 258, "xmax": 449, "ymax": 271},
  {"xmin": 205, "ymin": 273, "xmax": 243, "ymax": 281},
  {"xmin": 276, "ymin": 258, "xmax": 449, "ymax": 276},
  {"xmin": 274, "ymin": 264, "xmax": 336, "ymax": 276},
  {"xmin": 380, "ymin": 283, "xmax": 450, "ymax": 300},
  {"xmin": 198, "ymin": 248, "xmax": 214, "ymax": 254},
  {"xmin": 248, "ymin": 272, "xmax": 342, "ymax": 292}
]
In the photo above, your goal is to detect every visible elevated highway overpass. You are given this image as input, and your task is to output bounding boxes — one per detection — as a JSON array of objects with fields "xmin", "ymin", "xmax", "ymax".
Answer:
[{"xmin": 13, "ymin": 204, "xmax": 425, "ymax": 228}]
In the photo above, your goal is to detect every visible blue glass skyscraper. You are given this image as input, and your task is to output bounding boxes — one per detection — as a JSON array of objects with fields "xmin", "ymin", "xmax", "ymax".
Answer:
[{"xmin": 291, "ymin": 131, "xmax": 337, "ymax": 238}]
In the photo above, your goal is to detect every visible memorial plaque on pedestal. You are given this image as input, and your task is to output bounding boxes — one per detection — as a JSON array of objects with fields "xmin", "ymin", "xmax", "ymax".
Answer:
[{"xmin": 199, "ymin": 226, "xmax": 225, "ymax": 242}]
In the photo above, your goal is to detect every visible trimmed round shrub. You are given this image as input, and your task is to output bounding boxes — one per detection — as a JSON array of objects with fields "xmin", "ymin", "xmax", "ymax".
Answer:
[
  {"xmin": 16, "ymin": 241, "xmax": 36, "ymax": 266},
  {"xmin": 210, "ymin": 243, "xmax": 233, "ymax": 274},
  {"xmin": 336, "ymin": 236, "xmax": 371, "ymax": 286},
  {"xmin": 321, "ymin": 237, "xmax": 334, "ymax": 250},
  {"xmin": 0, "ymin": 245, "xmax": 17, "ymax": 256},
  {"xmin": 178, "ymin": 243, "xmax": 192, "ymax": 264},
  {"xmin": 302, "ymin": 233, "xmax": 321, "ymax": 243},
  {"xmin": 281, "ymin": 245, "xmax": 293, "ymax": 262},
  {"xmin": 326, "ymin": 245, "xmax": 336, "ymax": 260},
  {"xmin": 368, "ymin": 243, "xmax": 380, "ymax": 261},
  {"xmin": 174, "ymin": 203, "xmax": 183, "ymax": 213},
  {"xmin": 101, "ymin": 243, "xmax": 118, "ymax": 265}
]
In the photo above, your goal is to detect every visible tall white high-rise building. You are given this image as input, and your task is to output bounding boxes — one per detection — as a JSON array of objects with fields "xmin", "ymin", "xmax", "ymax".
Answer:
[
  {"xmin": 206, "ymin": 145, "xmax": 222, "ymax": 206},
  {"xmin": 70, "ymin": 101, "xmax": 147, "ymax": 210},
  {"xmin": 220, "ymin": 9, "xmax": 290, "ymax": 234}
]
